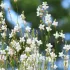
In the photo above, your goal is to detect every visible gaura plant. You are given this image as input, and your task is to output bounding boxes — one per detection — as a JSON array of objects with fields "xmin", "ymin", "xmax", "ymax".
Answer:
[{"xmin": 0, "ymin": 1, "xmax": 70, "ymax": 70}]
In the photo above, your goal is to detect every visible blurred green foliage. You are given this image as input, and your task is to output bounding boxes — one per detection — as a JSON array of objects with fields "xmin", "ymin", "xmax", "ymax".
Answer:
[
  {"xmin": 11, "ymin": 0, "xmax": 70, "ymax": 32},
  {"xmin": 0, "ymin": 0, "xmax": 70, "ymax": 32}
]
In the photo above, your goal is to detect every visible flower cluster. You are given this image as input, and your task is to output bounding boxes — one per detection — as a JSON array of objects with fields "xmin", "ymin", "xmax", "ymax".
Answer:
[{"xmin": 0, "ymin": 1, "xmax": 69, "ymax": 70}]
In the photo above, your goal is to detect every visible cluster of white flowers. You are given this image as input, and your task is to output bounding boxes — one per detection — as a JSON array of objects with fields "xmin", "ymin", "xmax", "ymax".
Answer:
[
  {"xmin": 9, "ymin": 25, "xmax": 21, "ymax": 38},
  {"xmin": 0, "ymin": 1, "xmax": 69, "ymax": 70},
  {"xmin": 63, "ymin": 44, "xmax": 70, "ymax": 51},
  {"xmin": 53, "ymin": 31, "xmax": 65, "ymax": 39},
  {"xmin": 25, "ymin": 26, "xmax": 31, "ymax": 32},
  {"xmin": 0, "ymin": 10, "xmax": 7, "ymax": 39},
  {"xmin": 37, "ymin": 2, "xmax": 49, "ymax": 17}
]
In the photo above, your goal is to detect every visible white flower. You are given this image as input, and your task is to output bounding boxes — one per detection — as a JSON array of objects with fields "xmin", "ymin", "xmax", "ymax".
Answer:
[
  {"xmin": 0, "ymin": 50, "xmax": 6, "ymax": 55},
  {"xmin": 15, "ymin": 42, "xmax": 21, "ymax": 52},
  {"xmin": 1, "ymin": 25, "xmax": 7, "ymax": 31},
  {"xmin": 37, "ymin": 40, "xmax": 42, "ymax": 46},
  {"xmin": 20, "ymin": 54, "xmax": 27, "ymax": 61},
  {"xmin": 59, "ymin": 52, "xmax": 64, "ymax": 57},
  {"xmin": 9, "ymin": 33, "xmax": 13, "ymax": 38},
  {"xmin": 50, "ymin": 52, "xmax": 57, "ymax": 58},
  {"xmin": 37, "ymin": 11, "xmax": 40, "ymax": 16},
  {"xmin": 46, "ymin": 43, "xmax": 53, "ymax": 48},
  {"xmin": 59, "ymin": 32, "xmax": 65, "ymax": 38},
  {"xmin": 1, "ymin": 19, "xmax": 5, "ymax": 25},
  {"xmin": 6, "ymin": 46, "xmax": 15, "ymax": 55},
  {"xmin": 42, "ymin": 2, "xmax": 49, "ymax": 10},
  {"xmin": 20, "ymin": 13, "xmax": 25, "ymax": 20},
  {"xmin": 52, "ymin": 20, "xmax": 58, "ymax": 26},
  {"xmin": 45, "ymin": 48, "xmax": 51, "ymax": 52},
  {"xmin": 20, "ymin": 37, "xmax": 25, "ymax": 43},
  {"xmin": 53, "ymin": 64, "xmax": 57, "ymax": 69},
  {"xmin": 39, "ymin": 56, "xmax": 45, "ymax": 61},
  {"xmin": 14, "ymin": 25, "xmax": 20, "ymax": 32},
  {"xmin": 9, "ymin": 29, "xmax": 15, "ymax": 38},
  {"xmin": 1, "ymin": 32, "xmax": 6, "ymax": 38},
  {"xmin": 25, "ymin": 47, "xmax": 31, "ymax": 52},
  {"xmin": 63, "ymin": 44, "xmax": 70, "ymax": 51},
  {"xmin": 39, "ymin": 24, "xmax": 45, "ymax": 30},
  {"xmin": 37, "ymin": 6, "xmax": 41, "ymax": 12},
  {"xmin": 37, "ymin": 12, "xmax": 43, "ymax": 17},
  {"xmin": 0, "ymin": 2, "xmax": 5, "ymax": 8},
  {"xmin": 26, "ymin": 38, "xmax": 32, "ymax": 44},
  {"xmin": 46, "ymin": 26, "xmax": 52, "ymax": 32},
  {"xmin": 25, "ymin": 26, "xmax": 31, "ymax": 32},
  {"xmin": 37, "ymin": 6, "xmax": 43, "ymax": 16},
  {"xmin": 0, "ymin": 12, "xmax": 3, "ymax": 18},
  {"xmin": 45, "ymin": 14, "xmax": 52, "ymax": 24},
  {"xmin": 53, "ymin": 31, "xmax": 59, "ymax": 39}
]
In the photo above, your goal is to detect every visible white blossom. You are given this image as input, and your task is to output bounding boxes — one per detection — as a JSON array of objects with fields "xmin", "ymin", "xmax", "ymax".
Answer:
[
  {"xmin": 1, "ymin": 32, "xmax": 6, "ymax": 38},
  {"xmin": 53, "ymin": 31, "xmax": 59, "ymax": 39},
  {"xmin": 37, "ymin": 11, "xmax": 40, "ymax": 16},
  {"xmin": 20, "ymin": 13, "xmax": 25, "ymax": 20},
  {"xmin": 0, "ymin": 2, "xmax": 5, "ymax": 8},
  {"xmin": 25, "ymin": 47, "xmax": 31, "ymax": 52},
  {"xmin": 45, "ymin": 48, "xmax": 51, "ymax": 52},
  {"xmin": 53, "ymin": 64, "xmax": 57, "ymax": 69},
  {"xmin": 0, "ymin": 12, "xmax": 3, "ymax": 18},
  {"xmin": 20, "ymin": 37, "xmax": 25, "ymax": 43},
  {"xmin": 59, "ymin": 32, "xmax": 65, "ymax": 38},
  {"xmin": 46, "ymin": 26, "xmax": 52, "ymax": 32},
  {"xmin": 37, "ymin": 40, "xmax": 42, "ymax": 46},
  {"xmin": 59, "ymin": 52, "xmax": 64, "ymax": 57},
  {"xmin": 46, "ymin": 43, "xmax": 53, "ymax": 48},
  {"xmin": 39, "ymin": 24, "xmax": 45, "ymax": 30},
  {"xmin": 63, "ymin": 44, "xmax": 70, "ymax": 51},
  {"xmin": 45, "ymin": 14, "xmax": 52, "ymax": 24},
  {"xmin": 50, "ymin": 52, "xmax": 57, "ymax": 58},
  {"xmin": 14, "ymin": 25, "xmax": 21, "ymax": 32},
  {"xmin": 20, "ymin": 54, "xmax": 27, "ymax": 61},
  {"xmin": 0, "ymin": 50, "xmax": 6, "ymax": 55},
  {"xmin": 26, "ymin": 38, "xmax": 32, "ymax": 45},
  {"xmin": 25, "ymin": 26, "xmax": 31, "ymax": 32},
  {"xmin": 52, "ymin": 20, "xmax": 58, "ymax": 26},
  {"xmin": 15, "ymin": 42, "xmax": 21, "ymax": 52},
  {"xmin": 1, "ymin": 25, "xmax": 7, "ymax": 31},
  {"xmin": 42, "ymin": 2, "xmax": 49, "ymax": 10},
  {"xmin": 37, "ymin": 6, "xmax": 41, "ymax": 12}
]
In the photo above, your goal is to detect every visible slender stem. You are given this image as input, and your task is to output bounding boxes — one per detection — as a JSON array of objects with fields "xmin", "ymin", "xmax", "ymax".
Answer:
[{"xmin": 16, "ymin": 1, "xmax": 23, "ymax": 36}]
